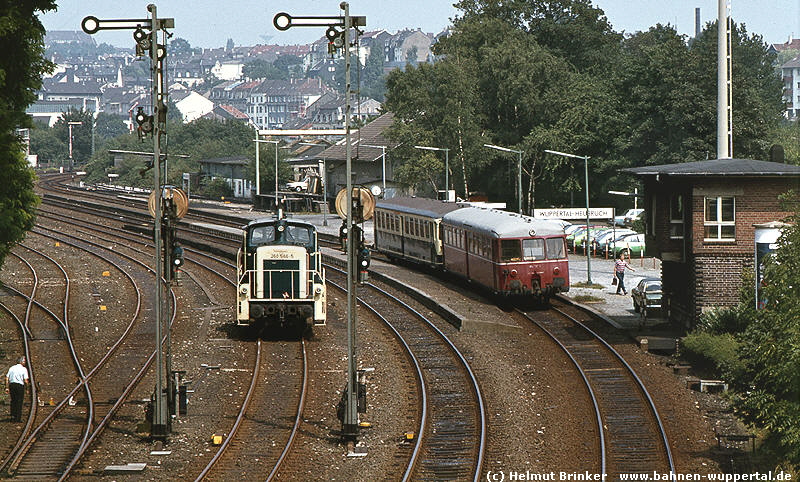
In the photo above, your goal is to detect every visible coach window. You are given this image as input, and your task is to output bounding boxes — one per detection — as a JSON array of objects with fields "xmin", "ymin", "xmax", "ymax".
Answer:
[
  {"xmin": 522, "ymin": 238, "xmax": 545, "ymax": 260},
  {"xmin": 501, "ymin": 239, "xmax": 521, "ymax": 261},
  {"xmin": 545, "ymin": 237, "xmax": 567, "ymax": 259}
]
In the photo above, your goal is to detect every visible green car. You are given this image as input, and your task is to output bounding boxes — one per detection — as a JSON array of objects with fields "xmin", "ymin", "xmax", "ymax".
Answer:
[
  {"xmin": 572, "ymin": 226, "xmax": 610, "ymax": 252},
  {"xmin": 612, "ymin": 233, "xmax": 646, "ymax": 257}
]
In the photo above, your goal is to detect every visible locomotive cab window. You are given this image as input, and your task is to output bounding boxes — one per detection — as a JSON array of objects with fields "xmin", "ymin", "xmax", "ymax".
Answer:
[
  {"xmin": 501, "ymin": 239, "xmax": 521, "ymax": 261},
  {"xmin": 249, "ymin": 225, "xmax": 276, "ymax": 245},
  {"xmin": 283, "ymin": 225, "xmax": 312, "ymax": 245},
  {"xmin": 522, "ymin": 238, "xmax": 545, "ymax": 260}
]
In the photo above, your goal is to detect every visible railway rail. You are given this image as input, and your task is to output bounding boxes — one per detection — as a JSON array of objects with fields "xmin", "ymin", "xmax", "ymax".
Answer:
[
  {"xmin": 326, "ymin": 265, "xmax": 486, "ymax": 481},
  {"xmin": 519, "ymin": 299, "xmax": 675, "ymax": 480}
]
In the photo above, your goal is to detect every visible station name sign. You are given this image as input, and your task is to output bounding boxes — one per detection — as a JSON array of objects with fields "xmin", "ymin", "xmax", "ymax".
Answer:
[{"xmin": 534, "ymin": 207, "xmax": 613, "ymax": 220}]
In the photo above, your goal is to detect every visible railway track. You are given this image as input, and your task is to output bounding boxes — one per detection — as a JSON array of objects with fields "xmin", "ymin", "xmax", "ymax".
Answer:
[
  {"xmin": 326, "ymin": 266, "xmax": 486, "ymax": 481},
  {"xmin": 520, "ymin": 299, "xmax": 675, "ymax": 480}
]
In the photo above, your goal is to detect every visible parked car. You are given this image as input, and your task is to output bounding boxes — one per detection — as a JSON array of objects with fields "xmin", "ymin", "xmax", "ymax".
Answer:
[
  {"xmin": 624, "ymin": 208, "xmax": 644, "ymax": 225},
  {"xmin": 613, "ymin": 233, "xmax": 645, "ymax": 257},
  {"xmin": 592, "ymin": 228, "xmax": 635, "ymax": 253},
  {"xmin": 573, "ymin": 226, "xmax": 610, "ymax": 252},
  {"xmin": 286, "ymin": 178, "xmax": 309, "ymax": 192},
  {"xmin": 631, "ymin": 277, "xmax": 662, "ymax": 316},
  {"xmin": 613, "ymin": 208, "xmax": 644, "ymax": 226}
]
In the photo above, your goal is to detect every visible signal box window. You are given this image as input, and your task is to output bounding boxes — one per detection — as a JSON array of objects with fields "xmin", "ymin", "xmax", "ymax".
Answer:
[
  {"xmin": 545, "ymin": 238, "xmax": 567, "ymax": 259},
  {"xmin": 501, "ymin": 239, "xmax": 521, "ymax": 262},
  {"xmin": 670, "ymin": 195, "xmax": 684, "ymax": 238},
  {"xmin": 704, "ymin": 196, "xmax": 735, "ymax": 241},
  {"xmin": 522, "ymin": 238, "xmax": 545, "ymax": 260}
]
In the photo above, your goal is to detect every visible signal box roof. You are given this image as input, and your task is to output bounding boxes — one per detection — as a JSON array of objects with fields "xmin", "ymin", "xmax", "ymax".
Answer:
[
  {"xmin": 623, "ymin": 158, "xmax": 800, "ymax": 177},
  {"xmin": 376, "ymin": 197, "xmax": 467, "ymax": 219},
  {"xmin": 444, "ymin": 206, "xmax": 566, "ymax": 238}
]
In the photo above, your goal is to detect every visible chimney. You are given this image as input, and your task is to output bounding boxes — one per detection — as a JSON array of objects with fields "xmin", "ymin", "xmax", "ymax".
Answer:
[{"xmin": 695, "ymin": 8, "xmax": 701, "ymax": 38}]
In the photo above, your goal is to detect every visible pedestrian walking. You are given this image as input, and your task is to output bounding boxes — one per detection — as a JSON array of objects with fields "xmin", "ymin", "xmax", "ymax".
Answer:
[
  {"xmin": 614, "ymin": 251, "xmax": 635, "ymax": 295},
  {"xmin": 6, "ymin": 356, "xmax": 29, "ymax": 422}
]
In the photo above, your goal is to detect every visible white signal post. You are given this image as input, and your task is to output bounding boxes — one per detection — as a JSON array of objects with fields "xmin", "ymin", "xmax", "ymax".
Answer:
[
  {"xmin": 545, "ymin": 149, "xmax": 592, "ymax": 284},
  {"xmin": 67, "ymin": 121, "xmax": 82, "ymax": 167}
]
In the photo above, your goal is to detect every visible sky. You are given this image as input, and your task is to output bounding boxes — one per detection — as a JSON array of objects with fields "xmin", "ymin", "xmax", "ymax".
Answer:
[{"xmin": 40, "ymin": 0, "xmax": 799, "ymax": 49}]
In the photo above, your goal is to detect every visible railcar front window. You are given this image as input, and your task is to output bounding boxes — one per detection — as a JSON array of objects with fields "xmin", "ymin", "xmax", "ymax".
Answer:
[
  {"xmin": 249, "ymin": 226, "xmax": 275, "ymax": 245},
  {"xmin": 522, "ymin": 238, "xmax": 545, "ymax": 260},
  {"xmin": 546, "ymin": 237, "xmax": 567, "ymax": 259},
  {"xmin": 501, "ymin": 239, "xmax": 521, "ymax": 261}
]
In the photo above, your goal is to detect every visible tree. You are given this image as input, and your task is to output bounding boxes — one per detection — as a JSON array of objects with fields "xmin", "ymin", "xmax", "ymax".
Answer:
[
  {"xmin": 0, "ymin": 0, "xmax": 56, "ymax": 267},
  {"xmin": 170, "ymin": 37, "xmax": 196, "ymax": 56},
  {"xmin": 243, "ymin": 58, "xmax": 287, "ymax": 80},
  {"xmin": 732, "ymin": 192, "xmax": 800, "ymax": 466},
  {"xmin": 685, "ymin": 21, "xmax": 784, "ymax": 160},
  {"xmin": 94, "ymin": 112, "xmax": 129, "ymax": 141}
]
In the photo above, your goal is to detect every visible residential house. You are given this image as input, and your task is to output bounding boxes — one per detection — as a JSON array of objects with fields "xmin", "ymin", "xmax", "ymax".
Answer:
[
  {"xmin": 198, "ymin": 156, "xmax": 252, "ymax": 199},
  {"xmin": 201, "ymin": 104, "xmax": 250, "ymax": 123},
  {"xmin": 387, "ymin": 29, "xmax": 433, "ymax": 66},
  {"xmin": 623, "ymin": 158, "xmax": 800, "ymax": 329},
  {"xmin": 781, "ymin": 55, "xmax": 800, "ymax": 120},
  {"xmin": 173, "ymin": 90, "xmax": 215, "ymax": 123},
  {"xmin": 211, "ymin": 59, "xmax": 244, "ymax": 81},
  {"xmin": 767, "ymin": 36, "xmax": 800, "ymax": 55},
  {"xmin": 247, "ymin": 78, "xmax": 329, "ymax": 129},
  {"xmin": 314, "ymin": 112, "xmax": 401, "ymax": 200}
]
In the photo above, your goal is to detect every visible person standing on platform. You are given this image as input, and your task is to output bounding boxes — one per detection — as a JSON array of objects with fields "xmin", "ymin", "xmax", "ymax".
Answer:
[{"xmin": 6, "ymin": 356, "xmax": 29, "ymax": 422}]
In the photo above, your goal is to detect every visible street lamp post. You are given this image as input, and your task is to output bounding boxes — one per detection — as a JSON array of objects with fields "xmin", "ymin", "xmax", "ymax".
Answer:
[
  {"xmin": 414, "ymin": 145, "xmax": 450, "ymax": 201},
  {"xmin": 360, "ymin": 144, "xmax": 386, "ymax": 197},
  {"xmin": 484, "ymin": 143, "xmax": 523, "ymax": 214},
  {"xmin": 545, "ymin": 149, "xmax": 592, "ymax": 284},
  {"xmin": 254, "ymin": 138, "xmax": 279, "ymax": 209},
  {"xmin": 68, "ymin": 121, "xmax": 82, "ymax": 168}
]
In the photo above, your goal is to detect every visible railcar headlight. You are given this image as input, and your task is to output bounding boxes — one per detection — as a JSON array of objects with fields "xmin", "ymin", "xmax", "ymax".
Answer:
[
  {"xmin": 553, "ymin": 267, "xmax": 560, "ymax": 275},
  {"xmin": 277, "ymin": 225, "xmax": 285, "ymax": 232},
  {"xmin": 315, "ymin": 285, "xmax": 323, "ymax": 294},
  {"xmin": 510, "ymin": 269, "xmax": 518, "ymax": 278},
  {"xmin": 240, "ymin": 285, "xmax": 248, "ymax": 294}
]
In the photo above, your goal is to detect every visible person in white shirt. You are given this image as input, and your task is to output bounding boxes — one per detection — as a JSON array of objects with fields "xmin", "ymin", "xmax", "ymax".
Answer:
[{"xmin": 6, "ymin": 357, "xmax": 29, "ymax": 422}]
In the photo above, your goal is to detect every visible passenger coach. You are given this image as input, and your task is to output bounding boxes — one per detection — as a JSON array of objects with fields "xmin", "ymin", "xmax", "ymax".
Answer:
[{"xmin": 373, "ymin": 197, "xmax": 464, "ymax": 265}]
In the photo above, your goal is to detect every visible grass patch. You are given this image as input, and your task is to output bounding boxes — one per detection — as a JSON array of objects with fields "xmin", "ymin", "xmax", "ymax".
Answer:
[
  {"xmin": 571, "ymin": 281, "xmax": 606, "ymax": 289},
  {"xmin": 573, "ymin": 295, "xmax": 604, "ymax": 303}
]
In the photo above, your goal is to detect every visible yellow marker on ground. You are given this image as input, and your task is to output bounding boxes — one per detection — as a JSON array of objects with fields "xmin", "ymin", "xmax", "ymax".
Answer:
[
  {"xmin": 211, "ymin": 434, "xmax": 223, "ymax": 445},
  {"xmin": 55, "ymin": 242, "xmax": 60, "ymax": 247},
  {"xmin": 100, "ymin": 305, "xmax": 107, "ymax": 311},
  {"xmin": 102, "ymin": 271, "xmax": 110, "ymax": 277}
]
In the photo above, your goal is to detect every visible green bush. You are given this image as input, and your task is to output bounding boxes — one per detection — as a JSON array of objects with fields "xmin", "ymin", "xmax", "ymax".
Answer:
[
  {"xmin": 198, "ymin": 177, "xmax": 232, "ymax": 200},
  {"xmin": 695, "ymin": 305, "xmax": 753, "ymax": 335},
  {"xmin": 680, "ymin": 331, "xmax": 742, "ymax": 376}
]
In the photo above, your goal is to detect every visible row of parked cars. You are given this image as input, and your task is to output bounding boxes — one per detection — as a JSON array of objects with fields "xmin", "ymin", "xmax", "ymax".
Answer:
[{"xmin": 565, "ymin": 224, "xmax": 646, "ymax": 257}]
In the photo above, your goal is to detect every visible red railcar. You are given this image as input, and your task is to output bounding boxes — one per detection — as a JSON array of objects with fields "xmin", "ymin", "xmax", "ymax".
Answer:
[{"xmin": 441, "ymin": 206, "xmax": 569, "ymax": 299}]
